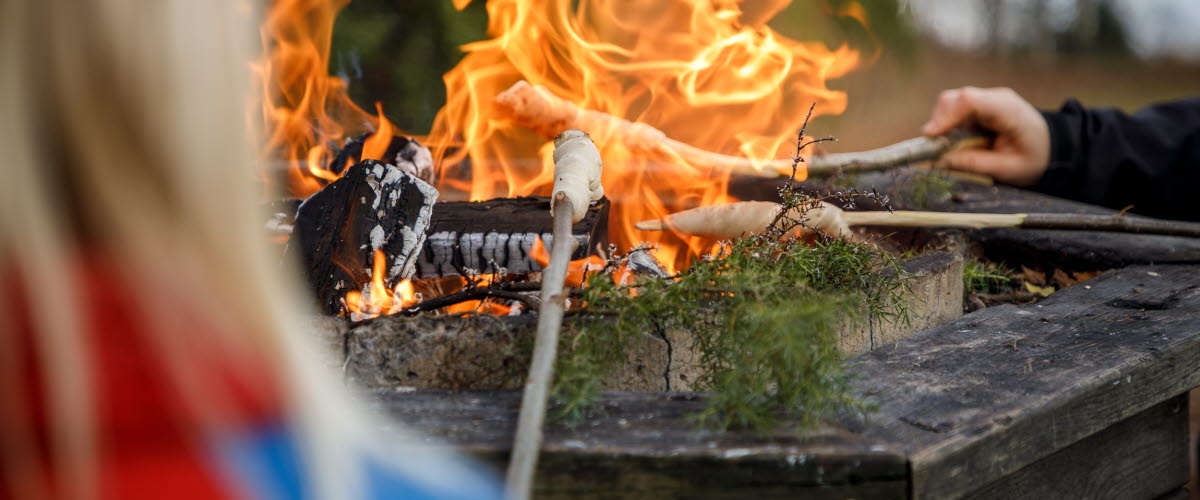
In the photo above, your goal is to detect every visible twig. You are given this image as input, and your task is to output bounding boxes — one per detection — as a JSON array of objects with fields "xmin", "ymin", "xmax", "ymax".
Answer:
[
  {"xmin": 495, "ymin": 80, "xmax": 989, "ymax": 178},
  {"xmin": 506, "ymin": 194, "xmax": 577, "ymax": 500},
  {"xmin": 398, "ymin": 282, "xmax": 542, "ymax": 315}
]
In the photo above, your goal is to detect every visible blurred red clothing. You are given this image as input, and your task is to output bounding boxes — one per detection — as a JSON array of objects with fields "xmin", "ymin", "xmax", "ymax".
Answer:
[{"xmin": 2, "ymin": 257, "xmax": 282, "ymax": 500}]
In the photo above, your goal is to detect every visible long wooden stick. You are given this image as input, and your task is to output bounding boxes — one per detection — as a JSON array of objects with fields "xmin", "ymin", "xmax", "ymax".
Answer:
[
  {"xmin": 843, "ymin": 211, "xmax": 1200, "ymax": 238},
  {"xmin": 495, "ymin": 80, "xmax": 989, "ymax": 178},
  {"xmin": 506, "ymin": 193, "xmax": 577, "ymax": 500},
  {"xmin": 636, "ymin": 202, "xmax": 1200, "ymax": 240}
]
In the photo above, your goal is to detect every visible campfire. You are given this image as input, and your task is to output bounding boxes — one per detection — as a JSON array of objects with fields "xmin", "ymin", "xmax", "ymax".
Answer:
[{"xmin": 258, "ymin": 0, "xmax": 876, "ymax": 321}]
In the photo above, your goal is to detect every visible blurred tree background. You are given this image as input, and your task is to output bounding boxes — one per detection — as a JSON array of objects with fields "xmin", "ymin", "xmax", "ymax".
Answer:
[
  {"xmin": 331, "ymin": 0, "xmax": 487, "ymax": 133},
  {"xmin": 329, "ymin": 0, "xmax": 1200, "ymax": 150}
]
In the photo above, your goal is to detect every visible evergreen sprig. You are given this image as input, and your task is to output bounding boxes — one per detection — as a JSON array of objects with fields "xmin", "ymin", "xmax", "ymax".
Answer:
[{"xmin": 552, "ymin": 105, "xmax": 910, "ymax": 431}]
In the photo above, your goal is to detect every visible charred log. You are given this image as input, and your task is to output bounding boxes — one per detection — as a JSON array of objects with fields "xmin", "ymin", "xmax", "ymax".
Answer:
[
  {"xmin": 288, "ymin": 159, "xmax": 438, "ymax": 315},
  {"xmin": 415, "ymin": 196, "xmax": 609, "ymax": 278},
  {"xmin": 271, "ymin": 196, "xmax": 610, "ymax": 280},
  {"xmin": 328, "ymin": 133, "xmax": 435, "ymax": 184}
]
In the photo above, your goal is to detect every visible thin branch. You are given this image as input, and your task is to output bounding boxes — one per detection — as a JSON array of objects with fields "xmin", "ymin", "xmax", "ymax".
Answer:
[{"xmin": 398, "ymin": 281, "xmax": 542, "ymax": 315}]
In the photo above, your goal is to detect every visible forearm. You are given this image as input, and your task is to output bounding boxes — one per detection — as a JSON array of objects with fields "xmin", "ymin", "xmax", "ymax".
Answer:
[{"xmin": 1033, "ymin": 98, "xmax": 1200, "ymax": 221}]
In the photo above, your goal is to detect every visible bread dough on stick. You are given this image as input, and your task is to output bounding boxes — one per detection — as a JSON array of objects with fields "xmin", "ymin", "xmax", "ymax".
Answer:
[
  {"xmin": 551, "ymin": 129, "xmax": 604, "ymax": 222},
  {"xmin": 497, "ymin": 81, "xmax": 787, "ymax": 176},
  {"xmin": 634, "ymin": 201, "xmax": 854, "ymax": 240},
  {"xmin": 496, "ymin": 80, "xmax": 992, "ymax": 179},
  {"xmin": 499, "ymin": 81, "xmax": 666, "ymax": 151}
]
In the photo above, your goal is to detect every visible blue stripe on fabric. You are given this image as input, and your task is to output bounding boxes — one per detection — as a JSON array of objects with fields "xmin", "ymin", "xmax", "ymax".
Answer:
[{"xmin": 215, "ymin": 425, "xmax": 503, "ymax": 500}]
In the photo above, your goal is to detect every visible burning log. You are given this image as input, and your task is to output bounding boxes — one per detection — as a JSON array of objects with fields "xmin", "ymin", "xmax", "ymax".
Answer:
[
  {"xmin": 494, "ymin": 80, "xmax": 989, "ymax": 178},
  {"xmin": 289, "ymin": 159, "xmax": 438, "ymax": 315},
  {"xmin": 272, "ymin": 195, "xmax": 609, "ymax": 281},
  {"xmin": 416, "ymin": 197, "xmax": 609, "ymax": 278}
]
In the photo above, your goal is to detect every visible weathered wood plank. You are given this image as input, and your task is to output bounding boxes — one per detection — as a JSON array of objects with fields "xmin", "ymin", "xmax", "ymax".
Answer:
[
  {"xmin": 364, "ymin": 264, "xmax": 1200, "ymax": 497},
  {"xmin": 852, "ymin": 264, "xmax": 1200, "ymax": 498},
  {"xmin": 370, "ymin": 390, "xmax": 907, "ymax": 499},
  {"xmin": 969, "ymin": 394, "xmax": 1189, "ymax": 500}
]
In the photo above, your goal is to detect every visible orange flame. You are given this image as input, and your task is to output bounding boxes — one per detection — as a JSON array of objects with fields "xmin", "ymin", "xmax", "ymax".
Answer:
[
  {"xmin": 344, "ymin": 250, "xmax": 421, "ymax": 319},
  {"xmin": 256, "ymin": 0, "xmax": 400, "ymax": 198},
  {"xmin": 261, "ymin": 0, "xmax": 862, "ymax": 316},
  {"xmin": 427, "ymin": 0, "xmax": 860, "ymax": 271},
  {"xmin": 530, "ymin": 236, "xmax": 607, "ymax": 288},
  {"xmin": 361, "ymin": 102, "xmax": 397, "ymax": 162},
  {"xmin": 344, "ymin": 253, "xmax": 519, "ymax": 319}
]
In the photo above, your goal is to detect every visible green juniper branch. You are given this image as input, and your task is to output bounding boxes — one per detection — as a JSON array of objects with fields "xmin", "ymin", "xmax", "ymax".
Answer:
[{"xmin": 551, "ymin": 107, "xmax": 912, "ymax": 432}]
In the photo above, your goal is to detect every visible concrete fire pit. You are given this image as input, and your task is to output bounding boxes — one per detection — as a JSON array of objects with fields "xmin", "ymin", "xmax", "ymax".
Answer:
[{"xmin": 314, "ymin": 241, "xmax": 963, "ymax": 392}]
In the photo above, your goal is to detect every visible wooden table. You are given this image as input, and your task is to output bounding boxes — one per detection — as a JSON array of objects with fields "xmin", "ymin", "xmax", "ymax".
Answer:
[{"xmin": 370, "ymin": 185, "xmax": 1200, "ymax": 499}]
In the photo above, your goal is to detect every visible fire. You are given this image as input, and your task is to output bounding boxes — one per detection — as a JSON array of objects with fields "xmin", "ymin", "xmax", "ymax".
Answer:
[
  {"xmin": 255, "ymin": 0, "xmax": 394, "ymax": 198},
  {"xmin": 344, "ymin": 250, "xmax": 419, "ymax": 320},
  {"xmin": 260, "ymin": 0, "xmax": 862, "ymax": 315},
  {"xmin": 425, "ymin": 0, "xmax": 860, "ymax": 271},
  {"xmin": 529, "ymin": 237, "xmax": 608, "ymax": 288},
  {"xmin": 345, "ymin": 251, "xmax": 519, "ymax": 320}
]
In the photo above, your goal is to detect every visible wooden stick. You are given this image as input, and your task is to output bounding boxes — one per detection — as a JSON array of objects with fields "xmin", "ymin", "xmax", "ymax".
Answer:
[
  {"xmin": 506, "ymin": 194, "xmax": 577, "ymax": 500},
  {"xmin": 842, "ymin": 211, "xmax": 1024, "ymax": 229},
  {"xmin": 808, "ymin": 129, "xmax": 989, "ymax": 176},
  {"xmin": 845, "ymin": 211, "xmax": 1200, "ymax": 238},
  {"xmin": 505, "ymin": 129, "xmax": 602, "ymax": 497},
  {"xmin": 636, "ymin": 202, "xmax": 1200, "ymax": 240},
  {"xmin": 494, "ymin": 80, "xmax": 989, "ymax": 178},
  {"xmin": 1018, "ymin": 213, "xmax": 1200, "ymax": 238}
]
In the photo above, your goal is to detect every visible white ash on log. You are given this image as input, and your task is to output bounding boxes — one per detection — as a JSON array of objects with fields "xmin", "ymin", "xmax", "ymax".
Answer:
[
  {"xmin": 329, "ymin": 133, "xmax": 435, "ymax": 184},
  {"xmin": 288, "ymin": 159, "xmax": 438, "ymax": 314},
  {"xmin": 625, "ymin": 248, "xmax": 670, "ymax": 279},
  {"xmin": 414, "ymin": 196, "xmax": 609, "ymax": 278},
  {"xmin": 269, "ymin": 196, "xmax": 611, "ymax": 279}
]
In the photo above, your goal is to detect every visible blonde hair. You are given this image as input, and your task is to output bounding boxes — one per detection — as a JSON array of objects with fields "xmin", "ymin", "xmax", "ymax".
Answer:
[{"xmin": 0, "ymin": 1, "xmax": 489, "ymax": 498}]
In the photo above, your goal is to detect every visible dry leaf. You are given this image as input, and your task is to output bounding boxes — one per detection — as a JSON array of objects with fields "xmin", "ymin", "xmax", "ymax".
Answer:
[
  {"xmin": 1024, "ymin": 282, "xmax": 1055, "ymax": 297},
  {"xmin": 1051, "ymin": 268, "xmax": 1077, "ymax": 287},
  {"xmin": 1018, "ymin": 266, "xmax": 1046, "ymax": 286}
]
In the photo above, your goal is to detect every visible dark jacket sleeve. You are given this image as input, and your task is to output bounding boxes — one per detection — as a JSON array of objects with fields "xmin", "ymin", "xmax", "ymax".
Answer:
[{"xmin": 1034, "ymin": 97, "xmax": 1200, "ymax": 221}]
